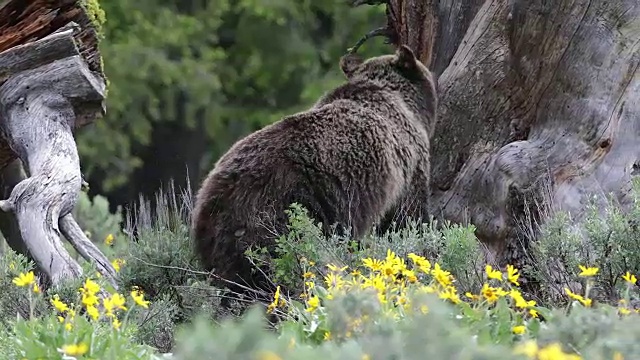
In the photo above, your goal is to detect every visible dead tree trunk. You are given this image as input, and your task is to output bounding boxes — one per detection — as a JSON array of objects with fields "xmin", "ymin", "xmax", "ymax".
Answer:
[
  {"xmin": 0, "ymin": 0, "xmax": 117, "ymax": 288},
  {"xmin": 351, "ymin": 0, "xmax": 639, "ymax": 268}
]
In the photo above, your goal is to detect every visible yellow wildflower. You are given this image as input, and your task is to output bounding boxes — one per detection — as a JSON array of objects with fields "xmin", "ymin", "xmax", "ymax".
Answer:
[
  {"xmin": 362, "ymin": 258, "xmax": 383, "ymax": 272},
  {"xmin": 61, "ymin": 343, "xmax": 88, "ymax": 356},
  {"xmin": 327, "ymin": 264, "xmax": 348, "ymax": 272},
  {"xmin": 104, "ymin": 293, "xmax": 127, "ymax": 317},
  {"xmin": 112, "ymin": 317, "xmax": 122, "ymax": 330},
  {"xmin": 529, "ymin": 309, "xmax": 539, "ymax": 318},
  {"xmin": 513, "ymin": 340, "xmax": 538, "ymax": 358},
  {"xmin": 51, "ymin": 295, "xmax": 70, "ymax": 313},
  {"xmin": 305, "ymin": 281, "xmax": 315, "ymax": 290},
  {"xmin": 377, "ymin": 292, "xmax": 388, "ymax": 304},
  {"xmin": 323, "ymin": 331, "xmax": 332, "ymax": 341},
  {"xmin": 81, "ymin": 278, "xmax": 100, "ymax": 294},
  {"xmin": 105, "ymin": 233, "xmax": 115, "ymax": 246},
  {"xmin": 439, "ymin": 286, "xmax": 461, "ymax": 304},
  {"xmin": 382, "ymin": 262, "xmax": 398, "ymax": 277},
  {"xmin": 111, "ymin": 293, "xmax": 127, "ymax": 309},
  {"xmin": 465, "ymin": 292, "xmax": 481, "ymax": 301},
  {"xmin": 614, "ymin": 352, "xmax": 624, "ymax": 360},
  {"xmin": 256, "ymin": 350, "xmax": 282, "ymax": 360},
  {"xmin": 267, "ymin": 286, "xmax": 282, "ymax": 314},
  {"xmin": 402, "ymin": 269, "xmax": 418, "ymax": 283},
  {"xmin": 306, "ymin": 295, "xmax": 320, "ymax": 313},
  {"xmin": 537, "ymin": 342, "xmax": 582, "ymax": 360},
  {"xmin": 485, "ymin": 265, "xmax": 503, "ymax": 281},
  {"xmin": 564, "ymin": 288, "xmax": 592, "ymax": 307},
  {"xmin": 12, "ymin": 271, "xmax": 35, "ymax": 287},
  {"xmin": 131, "ymin": 288, "xmax": 150, "ymax": 308},
  {"xmin": 510, "ymin": 289, "xmax": 536, "ymax": 308},
  {"xmin": 481, "ymin": 283, "xmax": 507, "ymax": 303},
  {"xmin": 302, "ymin": 271, "xmax": 315, "ymax": 279},
  {"xmin": 619, "ymin": 307, "xmax": 631, "ymax": 315},
  {"xmin": 578, "ymin": 265, "xmax": 599, "ymax": 277},
  {"xmin": 432, "ymin": 263, "xmax": 453, "ymax": 287},
  {"xmin": 407, "ymin": 253, "xmax": 431, "ymax": 273},
  {"xmin": 86, "ymin": 305, "xmax": 99, "ymax": 321},
  {"xmin": 112, "ymin": 258, "xmax": 125, "ymax": 273},
  {"xmin": 362, "ymin": 274, "xmax": 386, "ymax": 293},
  {"xmin": 385, "ymin": 249, "xmax": 399, "ymax": 263},
  {"xmin": 622, "ymin": 271, "xmax": 637, "ymax": 285},
  {"xmin": 506, "ymin": 264, "xmax": 520, "ymax": 286},
  {"xmin": 420, "ymin": 285, "xmax": 437, "ymax": 293},
  {"xmin": 324, "ymin": 272, "xmax": 346, "ymax": 290},
  {"xmin": 565, "ymin": 288, "xmax": 582, "ymax": 301},
  {"xmin": 512, "ymin": 325, "xmax": 526, "ymax": 335},
  {"xmin": 395, "ymin": 295, "xmax": 408, "ymax": 306},
  {"xmin": 81, "ymin": 292, "xmax": 99, "ymax": 308},
  {"xmin": 32, "ymin": 283, "xmax": 40, "ymax": 293}
]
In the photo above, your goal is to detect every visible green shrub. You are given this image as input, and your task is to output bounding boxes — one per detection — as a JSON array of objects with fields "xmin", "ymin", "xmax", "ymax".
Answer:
[
  {"xmin": 112, "ymin": 181, "xmax": 231, "ymax": 349},
  {"xmin": 0, "ymin": 261, "xmax": 161, "ymax": 359},
  {"xmin": 3, "ymin": 178, "xmax": 640, "ymax": 359},
  {"xmin": 0, "ymin": 250, "xmax": 45, "ymax": 324},
  {"xmin": 172, "ymin": 245, "xmax": 640, "ymax": 360},
  {"xmin": 526, "ymin": 178, "xmax": 640, "ymax": 307},
  {"xmin": 245, "ymin": 203, "xmax": 485, "ymax": 300},
  {"xmin": 72, "ymin": 191, "xmax": 127, "ymax": 247}
]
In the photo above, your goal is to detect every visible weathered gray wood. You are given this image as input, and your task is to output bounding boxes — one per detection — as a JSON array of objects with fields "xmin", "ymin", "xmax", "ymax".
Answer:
[
  {"xmin": 0, "ymin": 29, "xmax": 78, "ymax": 84},
  {"xmin": 432, "ymin": 0, "xmax": 484, "ymax": 75},
  {"xmin": 60, "ymin": 214, "xmax": 117, "ymax": 281},
  {"xmin": 350, "ymin": 0, "xmax": 640, "ymax": 275},
  {"xmin": 0, "ymin": 158, "xmax": 115, "ymax": 282},
  {"xmin": 428, "ymin": 0, "xmax": 640, "ymax": 265},
  {"xmin": 0, "ymin": 54, "xmax": 115, "ymax": 287},
  {"xmin": 0, "ymin": 158, "xmax": 29, "ymax": 257},
  {"xmin": 0, "ymin": 56, "xmax": 104, "ymax": 112}
]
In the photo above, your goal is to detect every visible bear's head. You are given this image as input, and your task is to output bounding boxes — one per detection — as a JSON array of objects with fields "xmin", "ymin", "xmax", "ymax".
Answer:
[
  {"xmin": 339, "ymin": 45, "xmax": 436, "ymax": 127},
  {"xmin": 340, "ymin": 45, "xmax": 433, "ymax": 89}
]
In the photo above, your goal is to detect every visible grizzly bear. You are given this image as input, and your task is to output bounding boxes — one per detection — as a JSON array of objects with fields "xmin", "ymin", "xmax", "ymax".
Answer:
[{"xmin": 191, "ymin": 45, "xmax": 437, "ymax": 305}]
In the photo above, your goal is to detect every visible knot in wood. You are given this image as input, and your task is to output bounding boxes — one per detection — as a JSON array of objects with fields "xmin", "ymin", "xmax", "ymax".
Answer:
[{"xmin": 598, "ymin": 138, "xmax": 611, "ymax": 149}]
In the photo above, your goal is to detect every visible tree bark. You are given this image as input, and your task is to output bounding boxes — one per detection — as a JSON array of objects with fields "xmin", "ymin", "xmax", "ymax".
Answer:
[
  {"xmin": 0, "ymin": 158, "xmax": 30, "ymax": 257},
  {"xmin": 353, "ymin": 0, "xmax": 640, "ymax": 268},
  {"xmin": 0, "ymin": 0, "xmax": 116, "ymax": 288}
]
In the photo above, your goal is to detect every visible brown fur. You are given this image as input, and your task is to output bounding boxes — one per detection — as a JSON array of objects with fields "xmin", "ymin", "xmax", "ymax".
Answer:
[{"xmin": 191, "ymin": 45, "xmax": 437, "ymax": 303}]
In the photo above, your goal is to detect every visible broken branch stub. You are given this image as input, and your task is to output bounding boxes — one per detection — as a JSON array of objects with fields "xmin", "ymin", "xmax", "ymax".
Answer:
[
  {"xmin": 0, "ymin": 29, "xmax": 117, "ymax": 287},
  {"xmin": 348, "ymin": 0, "xmax": 438, "ymax": 69}
]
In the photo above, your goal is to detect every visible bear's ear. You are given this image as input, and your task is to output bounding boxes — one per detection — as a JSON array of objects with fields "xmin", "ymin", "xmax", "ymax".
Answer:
[
  {"xmin": 395, "ymin": 44, "xmax": 417, "ymax": 69},
  {"xmin": 340, "ymin": 53, "xmax": 364, "ymax": 78}
]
